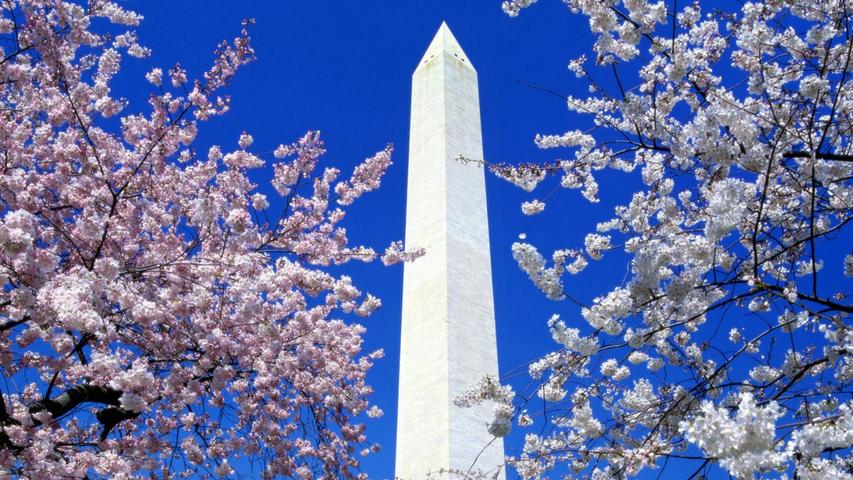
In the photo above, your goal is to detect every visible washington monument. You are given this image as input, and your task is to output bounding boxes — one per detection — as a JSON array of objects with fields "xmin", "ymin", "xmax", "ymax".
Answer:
[{"xmin": 395, "ymin": 23, "xmax": 505, "ymax": 479}]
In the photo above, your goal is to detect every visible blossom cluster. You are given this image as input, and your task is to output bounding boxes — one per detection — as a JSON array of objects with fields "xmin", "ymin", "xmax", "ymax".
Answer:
[
  {"xmin": 477, "ymin": 1, "xmax": 853, "ymax": 478},
  {"xmin": 0, "ymin": 2, "xmax": 412, "ymax": 478}
]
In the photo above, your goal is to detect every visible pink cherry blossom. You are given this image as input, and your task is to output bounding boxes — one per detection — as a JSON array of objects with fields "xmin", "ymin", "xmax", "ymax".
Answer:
[{"xmin": 0, "ymin": 2, "xmax": 419, "ymax": 478}]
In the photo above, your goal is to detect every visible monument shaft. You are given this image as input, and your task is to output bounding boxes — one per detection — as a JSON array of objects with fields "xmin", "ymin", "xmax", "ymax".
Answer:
[{"xmin": 396, "ymin": 23, "xmax": 505, "ymax": 479}]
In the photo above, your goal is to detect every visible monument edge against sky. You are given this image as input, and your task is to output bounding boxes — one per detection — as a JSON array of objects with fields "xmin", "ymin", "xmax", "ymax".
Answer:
[{"xmin": 395, "ymin": 22, "xmax": 506, "ymax": 479}]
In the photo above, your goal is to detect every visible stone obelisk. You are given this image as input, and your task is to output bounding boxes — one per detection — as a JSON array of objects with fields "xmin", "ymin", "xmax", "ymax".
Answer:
[{"xmin": 396, "ymin": 22, "xmax": 505, "ymax": 479}]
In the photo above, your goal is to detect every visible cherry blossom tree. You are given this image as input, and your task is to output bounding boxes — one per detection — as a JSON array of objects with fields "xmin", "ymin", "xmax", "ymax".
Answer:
[
  {"xmin": 0, "ymin": 1, "xmax": 417, "ymax": 478},
  {"xmin": 460, "ymin": 1, "xmax": 853, "ymax": 479}
]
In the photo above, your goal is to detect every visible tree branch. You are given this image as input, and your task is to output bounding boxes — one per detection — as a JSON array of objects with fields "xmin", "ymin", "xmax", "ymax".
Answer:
[
  {"xmin": 28, "ymin": 384, "xmax": 121, "ymax": 422},
  {"xmin": 0, "ymin": 315, "xmax": 29, "ymax": 332},
  {"xmin": 782, "ymin": 151, "xmax": 853, "ymax": 162},
  {"xmin": 27, "ymin": 384, "xmax": 141, "ymax": 440}
]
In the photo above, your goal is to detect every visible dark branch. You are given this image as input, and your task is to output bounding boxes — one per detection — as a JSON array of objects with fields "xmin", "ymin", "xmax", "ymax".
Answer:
[
  {"xmin": 27, "ymin": 384, "xmax": 141, "ymax": 440},
  {"xmin": 28, "ymin": 384, "xmax": 121, "ymax": 422},
  {"xmin": 0, "ymin": 315, "xmax": 29, "ymax": 332},
  {"xmin": 782, "ymin": 151, "xmax": 853, "ymax": 162},
  {"xmin": 96, "ymin": 407, "xmax": 140, "ymax": 440}
]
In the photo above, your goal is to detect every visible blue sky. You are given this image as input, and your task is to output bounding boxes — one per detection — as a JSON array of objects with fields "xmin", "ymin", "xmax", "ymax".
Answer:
[
  {"xmin": 110, "ymin": 2, "xmax": 605, "ymax": 477},
  {"xmin": 108, "ymin": 1, "xmax": 852, "ymax": 478}
]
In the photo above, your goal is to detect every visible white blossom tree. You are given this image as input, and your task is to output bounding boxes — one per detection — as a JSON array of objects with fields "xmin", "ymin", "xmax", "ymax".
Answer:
[{"xmin": 459, "ymin": 1, "xmax": 853, "ymax": 478}]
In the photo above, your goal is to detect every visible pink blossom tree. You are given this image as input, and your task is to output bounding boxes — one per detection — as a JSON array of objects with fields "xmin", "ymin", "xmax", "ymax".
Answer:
[
  {"xmin": 0, "ymin": 1, "xmax": 417, "ymax": 478},
  {"xmin": 459, "ymin": 1, "xmax": 853, "ymax": 478}
]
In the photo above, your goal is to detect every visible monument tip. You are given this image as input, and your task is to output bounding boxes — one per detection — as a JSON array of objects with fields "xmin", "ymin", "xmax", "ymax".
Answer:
[{"xmin": 416, "ymin": 20, "xmax": 474, "ymax": 71}]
